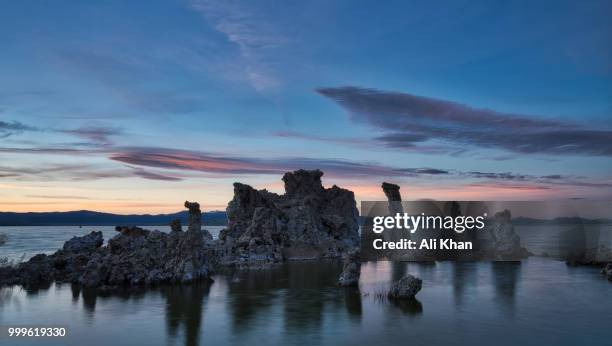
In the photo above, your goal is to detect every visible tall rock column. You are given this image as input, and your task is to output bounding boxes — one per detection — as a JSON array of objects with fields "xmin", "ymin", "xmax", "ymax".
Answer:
[
  {"xmin": 381, "ymin": 182, "xmax": 403, "ymax": 215},
  {"xmin": 184, "ymin": 201, "xmax": 202, "ymax": 232},
  {"xmin": 381, "ymin": 182, "xmax": 406, "ymax": 260}
]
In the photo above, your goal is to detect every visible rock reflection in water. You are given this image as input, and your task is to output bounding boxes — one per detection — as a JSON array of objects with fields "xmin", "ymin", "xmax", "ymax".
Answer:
[
  {"xmin": 389, "ymin": 298, "xmax": 423, "ymax": 315},
  {"xmin": 225, "ymin": 260, "xmax": 363, "ymax": 338},
  {"xmin": 491, "ymin": 262, "xmax": 521, "ymax": 314},
  {"xmin": 162, "ymin": 282, "xmax": 211, "ymax": 346},
  {"xmin": 452, "ymin": 262, "xmax": 478, "ymax": 307},
  {"xmin": 3, "ymin": 257, "xmax": 611, "ymax": 346}
]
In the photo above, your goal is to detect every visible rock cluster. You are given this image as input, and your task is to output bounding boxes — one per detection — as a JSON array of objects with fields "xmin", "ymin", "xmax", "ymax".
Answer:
[
  {"xmin": 217, "ymin": 169, "xmax": 360, "ymax": 267},
  {"xmin": 388, "ymin": 275, "xmax": 422, "ymax": 299},
  {"xmin": 338, "ymin": 249, "xmax": 361, "ymax": 287},
  {"xmin": 0, "ymin": 170, "xmax": 362, "ymax": 288},
  {"xmin": 565, "ymin": 244, "xmax": 612, "ymax": 266},
  {"xmin": 0, "ymin": 204, "xmax": 215, "ymax": 289}
]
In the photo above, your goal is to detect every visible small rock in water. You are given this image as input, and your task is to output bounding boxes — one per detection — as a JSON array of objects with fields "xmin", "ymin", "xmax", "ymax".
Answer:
[
  {"xmin": 388, "ymin": 275, "xmax": 422, "ymax": 299},
  {"xmin": 170, "ymin": 219, "xmax": 182, "ymax": 232}
]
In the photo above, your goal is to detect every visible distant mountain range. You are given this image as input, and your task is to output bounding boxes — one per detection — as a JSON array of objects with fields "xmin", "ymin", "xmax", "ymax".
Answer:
[
  {"xmin": 512, "ymin": 216, "xmax": 611, "ymax": 225},
  {"xmin": 0, "ymin": 211, "xmax": 608, "ymax": 227},
  {"xmin": 0, "ymin": 210, "xmax": 228, "ymax": 226}
]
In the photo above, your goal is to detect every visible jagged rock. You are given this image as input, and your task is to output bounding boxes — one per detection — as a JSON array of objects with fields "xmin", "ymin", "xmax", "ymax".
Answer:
[
  {"xmin": 114, "ymin": 226, "xmax": 147, "ymax": 237},
  {"xmin": 338, "ymin": 249, "xmax": 361, "ymax": 286},
  {"xmin": 283, "ymin": 169, "xmax": 325, "ymax": 197},
  {"xmin": 170, "ymin": 219, "xmax": 182, "ymax": 232},
  {"xmin": 218, "ymin": 169, "xmax": 360, "ymax": 267},
  {"xmin": 601, "ymin": 263, "xmax": 612, "ymax": 281},
  {"xmin": 184, "ymin": 201, "xmax": 202, "ymax": 232},
  {"xmin": 222, "ymin": 183, "xmax": 279, "ymax": 240},
  {"xmin": 63, "ymin": 231, "xmax": 103, "ymax": 253},
  {"xmin": 479, "ymin": 209, "xmax": 529, "ymax": 260},
  {"xmin": 79, "ymin": 225, "xmax": 214, "ymax": 287},
  {"xmin": 381, "ymin": 182, "xmax": 401, "ymax": 202},
  {"xmin": 388, "ymin": 275, "xmax": 422, "ymax": 299}
]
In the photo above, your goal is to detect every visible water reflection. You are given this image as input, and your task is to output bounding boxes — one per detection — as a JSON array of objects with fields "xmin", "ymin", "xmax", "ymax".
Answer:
[
  {"xmin": 452, "ymin": 262, "xmax": 478, "ymax": 307},
  {"xmin": 389, "ymin": 298, "xmax": 423, "ymax": 315},
  {"xmin": 391, "ymin": 261, "xmax": 406, "ymax": 281},
  {"xmin": 491, "ymin": 262, "xmax": 521, "ymax": 314},
  {"xmin": 162, "ymin": 283, "xmax": 211, "ymax": 346},
  {"xmin": 225, "ymin": 260, "xmax": 363, "ymax": 338},
  {"xmin": 3, "ymin": 258, "xmax": 611, "ymax": 346},
  {"xmin": 342, "ymin": 287, "xmax": 362, "ymax": 318}
]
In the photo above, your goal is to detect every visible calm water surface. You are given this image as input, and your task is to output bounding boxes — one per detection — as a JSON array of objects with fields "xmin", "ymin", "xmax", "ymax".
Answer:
[{"xmin": 1, "ymin": 226, "xmax": 611, "ymax": 346}]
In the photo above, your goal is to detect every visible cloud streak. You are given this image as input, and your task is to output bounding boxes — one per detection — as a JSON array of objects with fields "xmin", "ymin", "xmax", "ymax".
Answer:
[
  {"xmin": 0, "ymin": 163, "xmax": 182, "ymax": 182},
  {"xmin": 0, "ymin": 120, "xmax": 38, "ymax": 138},
  {"xmin": 317, "ymin": 86, "xmax": 612, "ymax": 156},
  {"xmin": 109, "ymin": 146, "xmax": 448, "ymax": 178},
  {"xmin": 58, "ymin": 126, "xmax": 122, "ymax": 146},
  {"xmin": 3, "ymin": 142, "xmax": 611, "ymax": 190},
  {"xmin": 107, "ymin": 146, "xmax": 612, "ymax": 188},
  {"xmin": 0, "ymin": 119, "xmax": 122, "ymax": 147},
  {"xmin": 189, "ymin": 0, "xmax": 286, "ymax": 92}
]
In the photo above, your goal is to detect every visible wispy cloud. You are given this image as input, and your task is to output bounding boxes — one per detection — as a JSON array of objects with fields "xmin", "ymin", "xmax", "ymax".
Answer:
[
  {"xmin": 130, "ymin": 167, "xmax": 182, "ymax": 181},
  {"xmin": 189, "ymin": 0, "xmax": 286, "ymax": 92},
  {"xmin": 0, "ymin": 120, "xmax": 39, "ymax": 138},
  {"xmin": 317, "ymin": 86, "xmax": 612, "ymax": 157},
  {"xmin": 108, "ymin": 146, "xmax": 453, "ymax": 179},
  {"xmin": 272, "ymin": 130, "xmax": 366, "ymax": 146},
  {"xmin": 3, "ymin": 139, "xmax": 610, "ymax": 189},
  {"xmin": 106, "ymin": 146, "xmax": 612, "ymax": 189},
  {"xmin": 58, "ymin": 126, "xmax": 122, "ymax": 146},
  {"xmin": 0, "ymin": 119, "xmax": 122, "ymax": 147},
  {"xmin": 25, "ymin": 195, "xmax": 92, "ymax": 200},
  {"xmin": 0, "ymin": 163, "xmax": 182, "ymax": 182},
  {"xmin": 0, "ymin": 147, "xmax": 94, "ymax": 155}
]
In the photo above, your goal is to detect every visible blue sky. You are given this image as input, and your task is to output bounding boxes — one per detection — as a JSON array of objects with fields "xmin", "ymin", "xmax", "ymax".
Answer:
[{"xmin": 1, "ymin": 0, "xmax": 611, "ymax": 213}]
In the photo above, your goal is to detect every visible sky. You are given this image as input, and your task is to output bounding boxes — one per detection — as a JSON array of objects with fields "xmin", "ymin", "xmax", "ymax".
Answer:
[{"xmin": 0, "ymin": 0, "xmax": 611, "ymax": 213}]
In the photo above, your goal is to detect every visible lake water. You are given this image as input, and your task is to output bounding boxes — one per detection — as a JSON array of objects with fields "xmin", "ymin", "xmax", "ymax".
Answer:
[
  {"xmin": 0, "ymin": 226, "xmax": 226, "ymax": 263},
  {"xmin": 1, "ymin": 225, "xmax": 611, "ymax": 346}
]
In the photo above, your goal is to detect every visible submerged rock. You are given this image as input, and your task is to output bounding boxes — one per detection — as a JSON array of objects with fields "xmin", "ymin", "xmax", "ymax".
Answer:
[
  {"xmin": 218, "ymin": 169, "xmax": 360, "ymax": 267},
  {"xmin": 338, "ymin": 249, "xmax": 361, "ymax": 287},
  {"xmin": 388, "ymin": 275, "xmax": 422, "ymax": 299}
]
